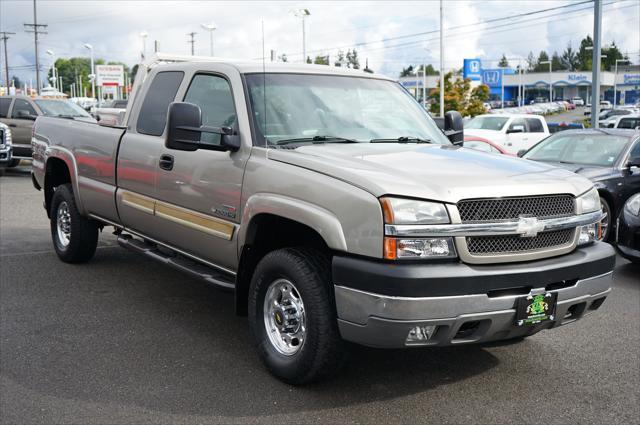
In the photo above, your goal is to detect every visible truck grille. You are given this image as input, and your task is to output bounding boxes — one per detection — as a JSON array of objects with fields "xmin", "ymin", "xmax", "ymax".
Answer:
[
  {"xmin": 457, "ymin": 195, "xmax": 575, "ymax": 223},
  {"xmin": 466, "ymin": 229, "xmax": 574, "ymax": 256}
]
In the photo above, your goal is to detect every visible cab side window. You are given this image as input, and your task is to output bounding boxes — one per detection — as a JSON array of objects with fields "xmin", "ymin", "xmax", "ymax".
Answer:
[
  {"xmin": 508, "ymin": 118, "xmax": 526, "ymax": 132},
  {"xmin": 12, "ymin": 99, "xmax": 37, "ymax": 118},
  {"xmin": 183, "ymin": 74, "xmax": 236, "ymax": 146},
  {"xmin": 0, "ymin": 98, "xmax": 11, "ymax": 118},
  {"xmin": 137, "ymin": 71, "xmax": 184, "ymax": 136},
  {"xmin": 525, "ymin": 118, "xmax": 545, "ymax": 133}
]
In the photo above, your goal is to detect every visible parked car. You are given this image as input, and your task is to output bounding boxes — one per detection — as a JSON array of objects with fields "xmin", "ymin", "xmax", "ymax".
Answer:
[
  {"xmin": 32, "ymin": 57, "xmax": 614, "ymax": 384},
  {"xmin": 522, "ymin": 129, "xmax": 640, "ymax": 241},
  {"xmin": 571, "ymin": 97, "xmax": 585, "ymax": 106},
  {"xmin": 463, "ymin": 135, "xmax": 513, "ymax": 155},
  {"xmin": 608, "ymin": 115, "xmax": 640, "ymax": 130},
  {"xmin": 600, "ymin": 100, "xmax": 613, "ymax": 110},
  {"xmin": 599, "ymin": 108, "xmax": 633, "ymax": 127},
  {"xmin": 547, "ymin": 122, "xmax": 585, "ymax": 133},
  {"xmin": 464, "ymin": 113, "xmax": 549, "ymax": 154},
  {"xmin": 0, "ymin": 122, "xmax": 13, "ymax": 169},
  {"xmin": 91, "ymin": 99, "xmax": 128, "ymax": 125},
  {"xmin": 616, "ymin": 192, "xmax": 640, "ymax": 264},
  {"xmin": 0, "ymin": 96, "xmax": 96, "ymax": 163}
]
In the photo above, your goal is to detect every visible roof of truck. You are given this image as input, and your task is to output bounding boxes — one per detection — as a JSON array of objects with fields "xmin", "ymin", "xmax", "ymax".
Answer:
[{"xmin": 146, "ymin": 54, "xmax": 392, "ymax": 80}]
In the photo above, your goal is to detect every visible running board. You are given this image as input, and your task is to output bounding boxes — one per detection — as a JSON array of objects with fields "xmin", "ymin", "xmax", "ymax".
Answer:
[{"xmin": 117, "ymin": 234, "xmax": 235, "ymax": 291}]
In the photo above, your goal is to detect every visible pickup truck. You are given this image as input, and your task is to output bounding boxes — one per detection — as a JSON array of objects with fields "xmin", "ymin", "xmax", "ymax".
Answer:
[
  {"xmin": 32, "ymin": 55, "xmax": 615, "ymax": 384},
  {"xmin": 464, "ymin": 113, "xmax": 550, "ymax": 154}
]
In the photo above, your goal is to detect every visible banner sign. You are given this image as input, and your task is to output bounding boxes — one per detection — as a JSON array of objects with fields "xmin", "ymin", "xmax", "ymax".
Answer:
[
  {"xmin": 96, "ymin": 65, "xmax": 124, "ymax": 87},
  {"xmin": 463, "ymin": 59, "xmax": 482, "ymax": 81}
]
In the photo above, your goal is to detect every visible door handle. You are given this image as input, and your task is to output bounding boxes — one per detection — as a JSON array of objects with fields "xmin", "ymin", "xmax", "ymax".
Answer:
[
  {"xmin": 8, "ymin": 124, "xmax": 16, "ymax": 127},
  {"xmin": 159, "ymin": 154, "xmax": 174, "ymax": 171}
]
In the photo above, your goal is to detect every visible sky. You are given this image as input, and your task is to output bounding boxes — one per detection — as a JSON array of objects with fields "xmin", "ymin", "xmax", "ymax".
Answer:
[{"xmin": 1, "ymin": 0, "xmax": 639, "ymax": 86}]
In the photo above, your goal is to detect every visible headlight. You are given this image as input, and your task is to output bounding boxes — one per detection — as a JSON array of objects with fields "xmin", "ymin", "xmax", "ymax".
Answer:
[
  {"xmin": 578, "ymin": 223, "xmax": 601, "ymax": 246},
  {"xmin": 577, "ymin": 187, "xmax": 601, "ymax": 213},
  {"xmin": 380, "ymin": 197, "xmax": 449, "ymax": 224},
  {"xmin": 625, "ymin": 193, "xmax": 640, "ymax": 216},
  {"xmin": 384, "ymin": 237, "xmax": 456, "ymax": 260}
]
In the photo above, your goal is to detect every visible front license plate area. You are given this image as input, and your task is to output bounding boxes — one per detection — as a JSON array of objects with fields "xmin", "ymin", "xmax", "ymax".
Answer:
[{"xmin": 516, "ymin": 292, "xmax": 558, "ymax": 326}]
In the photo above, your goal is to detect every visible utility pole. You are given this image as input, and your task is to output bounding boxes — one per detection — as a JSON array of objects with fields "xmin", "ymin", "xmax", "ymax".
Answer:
[
  {"xmin": 187, "ymin": 32, "xmax": 197, "ymax": 56},
  {"xmin": 591, "ymin": 0, "xmax": 603, "ymax": 128},
  {"xmin": 0, "ymin": 32, "xmax": 15, "ymax": 94},
  {"xmin": 439, "ymin": 0, "xmax": 444, "ymax": 117},
  {"xmin": 24, "ymin": 0, "xmax": 47, "ymax": 94}
]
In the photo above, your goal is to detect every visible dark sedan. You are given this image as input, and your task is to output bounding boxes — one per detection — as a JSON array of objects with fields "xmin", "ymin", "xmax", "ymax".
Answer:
[
  {"xmin": 523, "ymin": 129, "xmax": 640, "ymax": 241},
  {"xmin": 616, "ymin": 193, "xmax": 640, "ymax": 263}
]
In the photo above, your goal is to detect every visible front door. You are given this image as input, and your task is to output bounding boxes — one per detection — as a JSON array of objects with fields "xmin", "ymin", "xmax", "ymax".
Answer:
[
  {"xmin": 503, "ymin": 117, "xmax": 528, "ymax": 153},
  {"xmin": 156, "ymin": 70, "xmax": 249, "ymax": 270},
  {"xmin": 7, "ymin": 98, "xmax": 37, "ymax": 155}
]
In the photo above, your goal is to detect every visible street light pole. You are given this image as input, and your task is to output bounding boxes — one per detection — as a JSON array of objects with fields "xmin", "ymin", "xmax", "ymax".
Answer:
[
  {"xmin": 83, "ymin": 43, "xmax": 96, "ymax": 105},
  {"xmin": 591, "ymin": 0, "xmax": 603, "ymax": 128},
  {"xmin": 139, "ymin": 31, "xmax": 148, "ymax": 61},
  {"xmin": 613, "ymin": 59, "xmax": 628, "ymax": 106},
  {"xmin": 292, "ymin": 9, "xmax": 311, "ymax": 63},
  {"xmin": 201, "ymin": 23, "xmax": 217, "ymax": 56},
  {"xmin": 46, "ymin": 49, "xmax": 56, "ymax": 90},
  {"xmin": 439, "ymin": 0, "xmax": 444, "ymax": 117},
  {"xmin": 539, "ymin": 60, "xmax": 552, "ymax": 102}
]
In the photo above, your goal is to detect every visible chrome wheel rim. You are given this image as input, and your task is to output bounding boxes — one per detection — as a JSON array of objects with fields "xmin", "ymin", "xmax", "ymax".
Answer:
[
  {"xmin": 56, "ymin": 201, "xmax": 71, "ymax": 247},
  {"xmin": 599, "ymin": 201, "xmax": 610, "ymax": 240},
  {"xmin": 263, "ymin": 279, "xmax": 306, "ymax": 356}
]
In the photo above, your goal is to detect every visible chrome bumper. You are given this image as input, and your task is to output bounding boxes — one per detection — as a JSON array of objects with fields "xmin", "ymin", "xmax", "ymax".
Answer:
[{"xmin": 335, "ymin": 271, "xmax": 612, "ymax": 348}]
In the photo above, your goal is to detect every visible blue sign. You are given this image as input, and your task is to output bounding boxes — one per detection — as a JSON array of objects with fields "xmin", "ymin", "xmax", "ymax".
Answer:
[
  {"xmin": 482, "ymin": 69, "xmax": 502, "ymax": 87},
  {"xmin": 624, "ymin": 74, "xmax": 640, "ymax": 84},
  {"xmin": 463, "ymin": 59, "xmax": 482, "ymax": 81},
  {"xmin": 568, "ymin": 74, "xmax": 588, "ymax": 82}
]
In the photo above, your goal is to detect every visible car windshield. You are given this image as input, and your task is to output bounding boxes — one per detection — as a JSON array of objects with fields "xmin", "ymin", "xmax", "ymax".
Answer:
[
  {"xmin": 244, "ymin": 73, "xmax": 449, "ymax": 145},
  {"xmin": 524, "ymin": 133, "xmax": 629, "ymax": 167},
  {"xmin": 465, "ymin": 116, "xmax": 509, "ymax": 131},
  {"xmin": 34, "ymin": 99, "xmax": 91, "ymax": 118}
]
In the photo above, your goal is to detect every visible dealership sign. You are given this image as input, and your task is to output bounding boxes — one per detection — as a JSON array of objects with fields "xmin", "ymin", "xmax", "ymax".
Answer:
[
  {"xmin": 463, "ymin": 59, "xmax": 482, "ymax": 81},
  {"xmin": 568, "ymin": 74, "xmax": 588, "ymax": 82},
  {"xmin": 482, "ymin": 69, "xmax": 502, "ymax": 87},
  {"xmin": 624, "ymin": 74, "xmax": 640, "ymax": 84},
  {"xmin": 96, "ymin": 65, "xmax": 124, "ymax": 87}
]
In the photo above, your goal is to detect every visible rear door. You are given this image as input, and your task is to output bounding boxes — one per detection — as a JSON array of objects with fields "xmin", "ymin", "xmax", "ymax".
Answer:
[
  {"xmin": 155, "ymin": 66, "xmax": 250, "ymax": 270},
  {"xmin": 622, "ymin": 140, "xmax": 640, "ymax": 203},
  {"xmin": 116, "ymin": 70, "xmax": 185, "ymax": 238},
  {"xmin": 524, "ymin": 117, "xmax": 548, "ymax": 147}
]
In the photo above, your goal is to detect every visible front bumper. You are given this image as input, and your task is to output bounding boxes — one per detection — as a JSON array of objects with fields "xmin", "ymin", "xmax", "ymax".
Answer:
[
  {"xmin": 334, "ymin": 242, "xmax": 615, "ymax": 348},
  {"xmin": 616, "ymin": 209, "xmax": 640, "ymax": 262},
  {"xmin": 0, "ymin": 145, "xmax": 12, "ymax": 164}
]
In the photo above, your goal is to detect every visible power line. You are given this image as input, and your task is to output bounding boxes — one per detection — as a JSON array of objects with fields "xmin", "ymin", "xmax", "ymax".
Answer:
[{"xmin": 0, "ymin": 31, "xmax": 15, "ymax": 89}]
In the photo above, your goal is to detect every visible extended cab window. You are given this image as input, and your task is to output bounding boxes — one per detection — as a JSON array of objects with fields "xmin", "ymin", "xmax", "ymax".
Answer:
[
  {"xmin": 183, "ymin": 74, "xmax": 236, "ymax": 146},
  {"xmin": 525, "ymin": 118, "xmax": 544, "ymax": 133},
  {"xmin": 12, "ymin": 99, "xmax": 37, "ymax": 118},
  {"xmin": 136, "ymin": 71, "xmax": 184, "ymax": 136},
  {"xmin": 0, "ymin": 98, "xmax": 11, "ymax": 118},
  {"xmin": 508, "ymin": 118, "xmax": 526, "ymax": 132}
]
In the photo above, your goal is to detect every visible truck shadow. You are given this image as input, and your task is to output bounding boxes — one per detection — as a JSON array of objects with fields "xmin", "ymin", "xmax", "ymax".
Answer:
[{"xmin": 2, "ymin": 247, "xmax": 503, "ymax": 418}]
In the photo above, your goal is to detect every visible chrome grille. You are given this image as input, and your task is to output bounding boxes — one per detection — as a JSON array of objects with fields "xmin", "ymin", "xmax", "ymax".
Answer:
[
  {"xmin": 466, "ymin": 229, "xmax": 574, "ymax": 256},
  {"xmin": 457, "ymin": 195, "xmax": 575, "ymax": 223}
]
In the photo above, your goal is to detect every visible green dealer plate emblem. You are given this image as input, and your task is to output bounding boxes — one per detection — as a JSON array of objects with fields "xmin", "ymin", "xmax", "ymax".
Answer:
[{"xmin": 516, "ymin": 292, "xmax": 558, "ymax": 326}]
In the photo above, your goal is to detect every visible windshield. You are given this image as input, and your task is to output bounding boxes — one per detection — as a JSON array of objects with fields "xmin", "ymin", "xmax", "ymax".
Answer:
[
  {"xmin": 524, "ymin": 133, "xmax": 629, "ymax": 167},
  {"xmin": 34, "ymin": 99, "xmax": 91, "ymax": 118},
  {"xmin": 465, "ymin": 116, "xmax": 509, "ymax": 131},
  {"xmin": 244, "ymin": 73, "xmax": 449, "ymax": 145}
]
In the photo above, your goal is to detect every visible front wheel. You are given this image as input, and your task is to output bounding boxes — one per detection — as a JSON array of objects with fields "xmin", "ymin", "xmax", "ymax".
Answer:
[
  {"xmin": 599, "ymin": 197, "xmax": 612, "ymax": 242},
  {"xmin": 248, "ymin": 248, "xmax": 346, "ymax": 384},
  {"xmin": 50, "ymin": 184, "xmax": 99, "ymax": 263}
]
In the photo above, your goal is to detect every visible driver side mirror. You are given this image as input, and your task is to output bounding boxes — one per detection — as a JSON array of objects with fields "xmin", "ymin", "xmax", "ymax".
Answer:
[
  {"xmin": 16, "ymin": 110, "xmax": 36, "ymax": 120},
  {"xmin": 166, "ymin": 102, "xmax": 240, "ymax": 152},
  {"xmin": 444, "ymin": 110, "xmax": 464, "ymax": 145},
  {"xmin": 507, "ymin": 125, "xmax": 525, "ymax": 134},
  {"xmin": 517, "ymin": 149, "xmax": 527, "ymax": 157}
]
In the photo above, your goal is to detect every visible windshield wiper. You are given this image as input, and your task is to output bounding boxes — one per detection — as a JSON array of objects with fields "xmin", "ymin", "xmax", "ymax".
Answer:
[
  {"xmin": 370, "ymin": 136, "xmax": 433, "ymax": 144},
  {"xmin": 272, "ymin": 135, "xmax": 359, "ymax": 146},
  {"xmin": 56, "ymin": 114, "xmax": 85, "ymax": 119}
]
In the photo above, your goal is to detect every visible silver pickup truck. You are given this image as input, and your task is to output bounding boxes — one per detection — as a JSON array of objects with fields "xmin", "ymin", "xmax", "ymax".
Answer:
[{"xmin": 32, "ymin": 55, "xmax": 615, "ymax": 384}]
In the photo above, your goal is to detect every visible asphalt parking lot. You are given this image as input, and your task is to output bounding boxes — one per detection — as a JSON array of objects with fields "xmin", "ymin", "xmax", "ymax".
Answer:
[{"xmin": 1, "ymin": 164, "xmax": 638, "ymax": 424}]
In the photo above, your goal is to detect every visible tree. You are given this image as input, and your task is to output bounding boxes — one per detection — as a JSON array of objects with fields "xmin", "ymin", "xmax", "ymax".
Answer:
[
  {"xmin": 418, "ymin": 64, "xmax": 439, "ymax": 75},
  {"xmin": 526, "ymin": 51, "xmax": 536, "ymax": 72},
  {"xmin": 533, "ymin": 51, "xmax": 550, "ymax": 72},
  {"xmin": 561, "ymin": 43, "xmax": 579, "ymax": 71},
  {"xmin": 428, "ymin": 72, "xmax": 489, "ymax": 117},
  {"xmin": 551, "ymin": 51, "xmax": 564, "ymax": 71},
  {"xmin": 346, "ymin": 49, "xmax": 360, "ymax": 69},
  {"xmin": 306, "ymin": 56, "xmax": 312, "ymax": 64},
  {"xmin": 498, "ymin": 54, "xmax": 509, "ymax": 68},
  {"xmin": 278, "ymin": 53, "xmax": 288, "ymax": 62},
  {"xmin": 577, "ymin": 35, "xmax": 594, "ymax": 71},
  {"xmin": 334, "ymin": 50, "xmax": 346, "ymax": 67},
  {"xmin": 11, "ymin": 75, "xmax": 22, "ymax": 88},
  {"xmin": 313, "ymin": 55, "xmax": 329, "ymax": 65},
  {"xmin": 399, "ymin": 65, "xmax": 415, "ymax": 77},
  {"xmin": 363, "ymin": 58, "xmax": 373, "ymax": 74},
  {"xmin": 602, "ymin": 41, "xmax": 624, "ymax": 71}
]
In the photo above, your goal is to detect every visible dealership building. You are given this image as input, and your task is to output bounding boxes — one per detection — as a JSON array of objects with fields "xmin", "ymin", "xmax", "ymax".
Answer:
[{"xmin": 400, "ymin": 59, "xmax": 640, "ymax": 105}]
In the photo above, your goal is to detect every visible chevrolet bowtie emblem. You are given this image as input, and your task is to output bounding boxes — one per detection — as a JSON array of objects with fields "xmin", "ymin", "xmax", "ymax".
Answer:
[{"xmin": 517, "ymin": 216, "xmax": 545, "ymax": 238}]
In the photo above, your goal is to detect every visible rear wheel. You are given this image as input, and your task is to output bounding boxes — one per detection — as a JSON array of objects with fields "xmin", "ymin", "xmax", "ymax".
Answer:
[
  {"xmin": 50, "ymin": 184, "xmax": 99, "ymax": 263},
  {"xmin": 248, "ymin": 247, "xmax": 346, "ymax": 384}
]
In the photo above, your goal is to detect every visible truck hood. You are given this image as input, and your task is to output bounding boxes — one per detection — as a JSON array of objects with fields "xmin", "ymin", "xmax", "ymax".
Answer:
[
  {"xmin": 267, "ymin": 143, "xmax": 593, "ymax": 203},
  {"xmin": 533, "ymin": 161, "xmax": 616, "ymax": 182}
]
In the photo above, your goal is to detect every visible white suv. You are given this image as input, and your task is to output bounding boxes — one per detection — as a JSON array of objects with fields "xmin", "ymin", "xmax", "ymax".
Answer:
[
  {"xmin": 572, "ymin": 97, "xmax": 584, "ymax": 106},
  {"xmin": 464, "ymin": 114, "xmax": 550, "ymax": 154}
]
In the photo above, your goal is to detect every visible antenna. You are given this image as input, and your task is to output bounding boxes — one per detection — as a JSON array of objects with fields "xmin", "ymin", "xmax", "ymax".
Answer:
[{"xmin": 262, "ymin": 20, "xmax": 267, "ymax": 148}]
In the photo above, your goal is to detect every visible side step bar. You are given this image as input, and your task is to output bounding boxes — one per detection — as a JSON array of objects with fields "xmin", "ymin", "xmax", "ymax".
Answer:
[{"xmin": 117, "ymin": 234, "xmax": 235, "ymax": 291}]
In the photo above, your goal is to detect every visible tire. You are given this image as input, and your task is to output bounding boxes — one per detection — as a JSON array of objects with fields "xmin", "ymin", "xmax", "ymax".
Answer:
[
  {"xmin": 49, "ymin": 183, "xmax": 99, "ymax": 263},
  {"xmin": 600, "ymin": 197, "xmax": 612, "ymax": 242},
  {"xmin": 7, "ymin": 159, "xmax": 20, "ymax": 168},
  {"xmin": 248, "ymin": 247, "xmax": 346, "ymax": 384}
]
